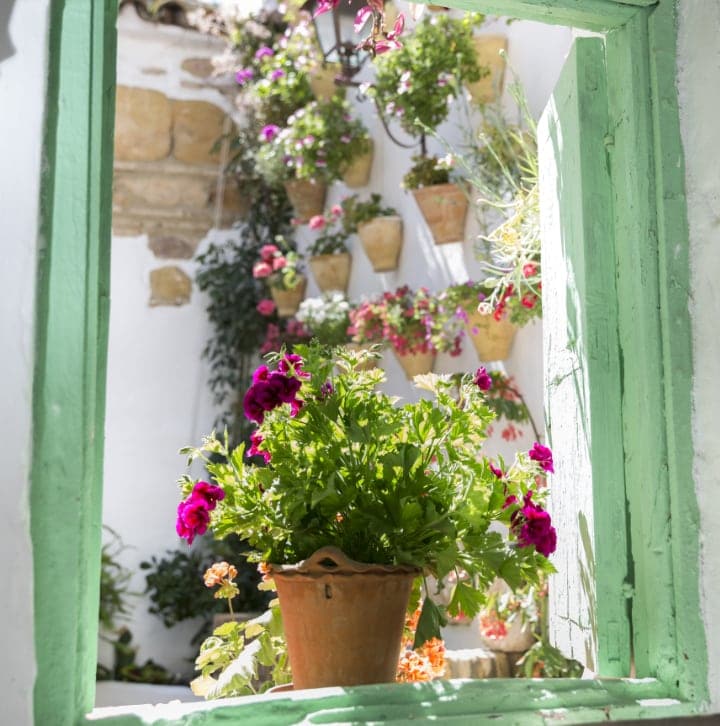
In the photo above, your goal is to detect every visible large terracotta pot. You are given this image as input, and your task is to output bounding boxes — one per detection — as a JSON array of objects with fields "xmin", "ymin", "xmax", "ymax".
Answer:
[
  {"xmin": 342, "ymin": 140, "xmax": 374, "ymax": 188},
  {"xmin": 465, "ymin": 309, "xmax": 516, "ymax": 361},
  {"xmin": 270, "ymin": 276, "xmax": 307, "ymax": 318},
  {"xmin": 284, "ymin": 179, "xmax": 327, "ymax": 223},
  {"xmin": 411, "ymin": 183, "xmax": 468, "ymax": 245},
  {"xmin": 467, "ymin": 35, "xmax": 508, "ymax": 105},
  {"xmin": 357, "ymin": 215, "xmax": 403, "ymax": 272},
  {"xmin": 309, "ymin": 252, "xmax": 351, "ymax": 293},
  {"xmin": 269, "ymin": 547, "xmax": 418, "ymax": 689},
  {"xmin": 309, "ymin": 63, "xmax": 342, "ymax": 101},
  {"xmin": 393, "ymin": 349, "xmax": 435, "ymax": 379}
]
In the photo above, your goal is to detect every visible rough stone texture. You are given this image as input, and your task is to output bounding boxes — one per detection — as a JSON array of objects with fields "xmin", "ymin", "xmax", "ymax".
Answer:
[
  {"xmin": 149, "ymin": 266, "xmax": 192, "ymax": 306},
  {"xmin": 114, "ymin": 85, "xmax": 172, "ymax": 161},
  {"xmin": 172, "ymin": 99, "xmax": 225, "ymax": 165},
  {"xmin": 114, "ymin": 169, "xmax": 211, "ymax": 209},
  {"xmin": 444, "ymin": 648, "xmax": 498, "ymax": 678},
  {"xmin": 147, "ymin": 235, "xmax": 195, "ymax": 259},
  {"xmin": 181, "ymin": 57, "xmax": 214, "ymax": 78}
]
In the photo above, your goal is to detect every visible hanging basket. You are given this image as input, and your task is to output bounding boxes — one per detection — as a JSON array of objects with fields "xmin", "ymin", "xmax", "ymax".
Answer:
[
  {"xmin": 357, "ymin": 215, "xmax": 403, "ymax": 272},
  {"xmin": 467, "ymin": 35, "xmax": 508, "ymax": 105},
  {"xmin": 342, "ymin": 140, "xmax": 374, "ymax": 188},
  {"xmin": 393, "ymin": 349, "xmax": 435, "ymax": 379},
  {"xmin": 270, "ymin": 277, "xmax": 307, "ymax": 318},
  {"xmin": 284, "ymin": 179, "xmax": 327, "ymax": 223},
  {"xmin": 309, "ymin": 252, "xmax": 352, "ymax": 294},
  {"xmin": 309, "ymin": 63, "xmax": 342, "ymax": 101},
  {"xmin": 269, "ymin": 547, "xmax": 418, "ymax": 689},
  {"xmin": 465, "ymin": 309, "xmax": 517, "ymax": 361},
  {"xmin": 411, "ymin": 183, "xmax": 468, "ymax": 245}
]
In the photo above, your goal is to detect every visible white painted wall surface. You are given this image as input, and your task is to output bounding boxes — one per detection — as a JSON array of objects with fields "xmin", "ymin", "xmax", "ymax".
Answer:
[
  {"xmin": 0, "ymin": 1, "xmax": 50, "ymax": 723},
  {"xmin": 677, "ymin": 1, "xmax": 720, "ymax": 709},
  {"xmin": 102, "ymin": 4, "xmax": 571, "ymax": 678}
]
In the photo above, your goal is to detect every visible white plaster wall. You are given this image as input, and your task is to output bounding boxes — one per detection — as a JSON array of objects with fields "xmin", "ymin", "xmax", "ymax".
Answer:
[
  {"xmin": 677, "ymin": 1, "xmax": 720, "ymax": 709},
  {"xmin": 102, "ymin": 5, "xmax": 571, "ymax": 678},
  {"xmin": 0, "ymin": 1, "xmax": 50, "ymax": 723}
]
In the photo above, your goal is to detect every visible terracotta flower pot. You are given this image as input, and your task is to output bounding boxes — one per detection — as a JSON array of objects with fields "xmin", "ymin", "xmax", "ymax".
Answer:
[
  {"xmin": 309, "ymin": 252, "xmax": 351, "ymax": 293},
  {"xmin": 411, "ymin": 183, "xmax": 468, "ymax": 245},
  {"xmin": 342, "ymin": 140, "xmax": 374, "ymax": 188},
  {"xmin": 467, "ymin": 35, "xmax": 508, "ymax": 105},
  {"xmin": 269, "ymin": 547, "xmax": 418, "ymax": 689},
  {"xmin": 393, "ymin": 349, "xmax": 435, "ymax": 379},
  {"xmin": 357, "ymin": 215, "xmax": 403, "ymax": 272},
  {"xmin": 270, "ymin": 277, "xmax": 307, "ymax": 318},
  {"xmin": 465, "ymin": 309, "xmax": 517, "ymax": 361},
  {"xmin": 309, "ymin": 63, "xmax": 342, "ymax": 101},
  {"xmin": 284, "ymin": 179, "xmax": 327, "ymax": 223}
]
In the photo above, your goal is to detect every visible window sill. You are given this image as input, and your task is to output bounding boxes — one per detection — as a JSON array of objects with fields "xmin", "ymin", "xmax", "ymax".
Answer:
[{"xmin": 86, "ymin": 677, "xmax": 701, "ymax": 724}]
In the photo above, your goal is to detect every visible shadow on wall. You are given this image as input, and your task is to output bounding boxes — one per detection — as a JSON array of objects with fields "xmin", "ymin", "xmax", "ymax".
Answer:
[{"xmin": 0, "ymin": 0, "xmax": 17, "ymax": 68}]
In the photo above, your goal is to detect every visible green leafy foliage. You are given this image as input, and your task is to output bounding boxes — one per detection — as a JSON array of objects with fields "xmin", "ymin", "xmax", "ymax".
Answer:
[
  {"xmin": 341, "ymin": 193, "xmax": 398, "ymax": 233},
  {"xmin": 179, "ymin": 344, "xmax": 555, "ymax": 641},
  {"xmin": 371, "ymin": 13, "xmax": 486, "ymax": 138},
  {"xmin": 99, "ymin": 526, "xmax": 134, "ymax": 631},
  {"xmin": 401, "ymin": 154, "xmax": 452, "ymax": 190}
]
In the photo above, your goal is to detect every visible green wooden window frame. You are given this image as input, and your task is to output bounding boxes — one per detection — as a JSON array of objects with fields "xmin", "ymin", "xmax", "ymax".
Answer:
[{"xmin": 31, "ymin": 0, "xmax": 708, "ymax": 723}]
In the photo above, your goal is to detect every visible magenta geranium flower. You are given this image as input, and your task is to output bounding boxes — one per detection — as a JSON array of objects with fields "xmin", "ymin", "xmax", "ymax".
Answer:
[
  {"xmin": 260, "ymin": 244, "xmax": 280, "ymax": 262},
  {"xmin": 506, "ymin": 491, "xmax": 557, "ymax": 557},
  {"xmin": 235, "ymin": 68, "xmax": 254, "ymax": 85},
  {"xmin": 192, "ymin": 481, "xmax": 225, "ymax": 510},
  {"xmin": 256, "ymin": 299, "xmax": 276, "ymax": 316},
  {"xmin": 176, "ymin": 484, "xmax": 222, "ymax": 544},
  {"xmin": 261, "ymin": 124, "xmax": 280, "ymax": 142},
  {"xmin": 474, "ymin": 366, "xmax": 492, "ymax": 391},
  {"xmin": 248, "ymin": 431, "xmax": 271, "ymax": 464},
  {"xmin": 270, "ymin": 69, "xmax": 285, "ymax": 81},
  {"xmin": 308, "ymin": 215, "xmax": 325, "ymax": 230},
  {"xmin": 529, "ymin": 442, "xmax": 554, "ymax": 473},
  {"xmin": 255, "ymin": 46, "xmax": 274, "ymax": 60},
  {"xmin": 253, "ymin": 261, "xmax": 273, "ymax": 279}
]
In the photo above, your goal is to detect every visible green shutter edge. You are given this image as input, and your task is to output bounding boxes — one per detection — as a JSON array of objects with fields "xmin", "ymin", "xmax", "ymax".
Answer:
[{"xmin": 31, "ymin": 0, "xmax": 708, "ymax": 723}]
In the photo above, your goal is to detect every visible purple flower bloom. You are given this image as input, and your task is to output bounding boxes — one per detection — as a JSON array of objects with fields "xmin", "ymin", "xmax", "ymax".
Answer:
[
  {"xmin": 507, "ymin": 490, "xmax": 557, "ymax": 557},
  {"xmin": 235, "ymin": 68, "xmax": 254, "ymax": 85},
  {"xmin": 261, "ymin": 124, "xmax": 281, "ymax": 142},
  {"xmin": 474, "ymin": 366, "xmax": 492, "ymax": 391},
  {"xmin": 529, "ymin": 442, "xmax": 554, "ymax": 473},
  {"xmin": 255, "ymin": 46, "xmax": 274, "ymax": 59},
  {"xmin": 176, "ymin": 494, "xmax": 211, "ymax": 544},
  {"xmin": 253, "ymin": 365, "xmax": 271, "ymax": 383},
  {"xmin": 270, "ymin": 68, "xmax": 285, "ymax": 81},
  {"xmin": 192, "ymin": 481, "xmax": 225, "ymax": 510},
  {"xmin": 243, "ymin": 386, "xmax": 267, "ymax": 424},
  {"xmin": 320, "ymin": 380, "xmax": 334, "ymax": 398},
  {"xmin": 268, "ymin": 371, "xmax": 302, "ymax": 404},
  {"xmin": 248, "ymin": 431, "xmax": 271, "ymax": 464},
  {"xmin": 490, "ymin": 463, "xmax": 504, "ymax": 479},
  {"xmin": 277, "ymin": 353, "xmax": 307, "ymax": 376}
]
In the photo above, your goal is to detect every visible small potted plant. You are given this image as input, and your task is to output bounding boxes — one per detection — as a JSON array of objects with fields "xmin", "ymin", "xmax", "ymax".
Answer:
[
  {"xmin": 306, "ymin": 205, "xmax": 352, "ymax": 293},
  {"xmin": 402, "ymin": 154, "xmax": 468, "ymax": 245},
  {"xmin": 176, "ymin": 344, "xmax": 557, "ymax": 690},
  {"xmin": 295, "ymin": 291, "xmax": 352, "ymax": 347},
  {"xmin": 252, "ymin": 239, "xmax": 306, "ymax": 317},
  {"xmin": 256, "ymin": 97, "xmax": 371, "ymax": 222},
  {"xmin": 342, "ymin": 193, "xmax": 403, "ymax": 272},
  {"xmin": 442, "ymin": 279, "xmax": 518, "ymax": 361}
]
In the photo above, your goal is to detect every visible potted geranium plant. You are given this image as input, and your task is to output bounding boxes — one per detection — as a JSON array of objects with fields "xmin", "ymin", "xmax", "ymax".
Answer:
[
  {"xmin": 371, "ymin": 12, "xmax": 484, "ymax": 243},
  {"xmin": 348, "ymin": 285, "xmax": 463, "ymax": 378},
  {"xmin": 256, "ymin": 97, "xmax": 371, "ymax": 222},
  {"xmin": 306, "ymin": 205, "xmax": 352, "ymax": 293},
  {"xmin": 342, "ymin": 193, "xmax": 403, "ymax": 272},
  {"xmin": 176, "ymin": 344, "xmax": 557, "ymax": 690},
  {"xmin": 252, "ymin": 239, "xmax": 306, "ymax": 317}
]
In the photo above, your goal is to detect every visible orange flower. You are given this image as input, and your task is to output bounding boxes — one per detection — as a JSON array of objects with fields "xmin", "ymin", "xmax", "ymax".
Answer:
[
  {"xmin": 396, "ymin": 649, "xmax": 434, "ymax": 682},
  {"xmin": 420, "ymin": 637, "xmax": 446, "ymax": 677},
  {"xmin": 203, "ymin": 561, "xmax": 238, "ymax": 588}
]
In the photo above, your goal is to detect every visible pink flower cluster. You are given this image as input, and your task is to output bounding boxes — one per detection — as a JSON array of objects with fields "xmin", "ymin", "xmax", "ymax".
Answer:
[
  {"xmin": 260, "ymin": 319, "xmax": 309, "ymax": 355},
  {"xmin": 176, "ymin": 481, "xmax": 225, "ymax": 544},
  {"xmin": 307, "ymin": 204, "xmax": 343, "ymax": 231},
  {"xmin": 474, "ymin": 366, "xmax": 492, "ymax": 391},
  {"xmin": 505, "ymin": 490, "xmax": 557, "ymax": 557},
  {"xmin": 242, "ymin": 353, "xmax": 308, "ymax": 424},
  {"xmin": 528, "ymin": 441, "xmax": 554, "ymax": 473},
  {"xmin": 252, "ymin": 244, "xmax": 287, "ymax": 280}
]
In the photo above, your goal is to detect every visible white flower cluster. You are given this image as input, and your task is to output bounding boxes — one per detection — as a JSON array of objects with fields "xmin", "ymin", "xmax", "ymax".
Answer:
[{"xmin": 296, "ymin": 291, "xmax": 350, "ymax": 327}]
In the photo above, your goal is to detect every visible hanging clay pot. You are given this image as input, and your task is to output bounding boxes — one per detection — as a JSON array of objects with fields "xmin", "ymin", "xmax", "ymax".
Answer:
[
  {"xmin": 309, "ymin": 252, "xmax": 351, "ymax": 293},
  {"xmin": 284, "ymin": 179, "xmax": 327, "ymax": 223},
  {"xmin": 411, "ymin": 183, "xmax": 468, "ymax": 245},
  {"xmin": 269, "ymin": 547, "xmax": 418, "ymax": 689},
  {"xmin": 393, "ymin": 349, "xmax": 435, "ymax": 379},
  {"xmin": 357, "ymin": 215, "xmax": 403, "ymax": 272},
  {"xmin": 342, "ymin": 140, "xmax": 374, "ymax": 188},
  {"xmin": 270, "ymin": 276, "xmax": 307, "ymax": 318},
  {"xmin": 467, "ymin": 35, "xmax": 508, "ymax": 105},
  {"xmin": 465, "ymin": 309, "xmax": 517, "ymax": 361},
  {"xmin": 309, "ymin": 63, "xmax": 342, "ymax": 101}
]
